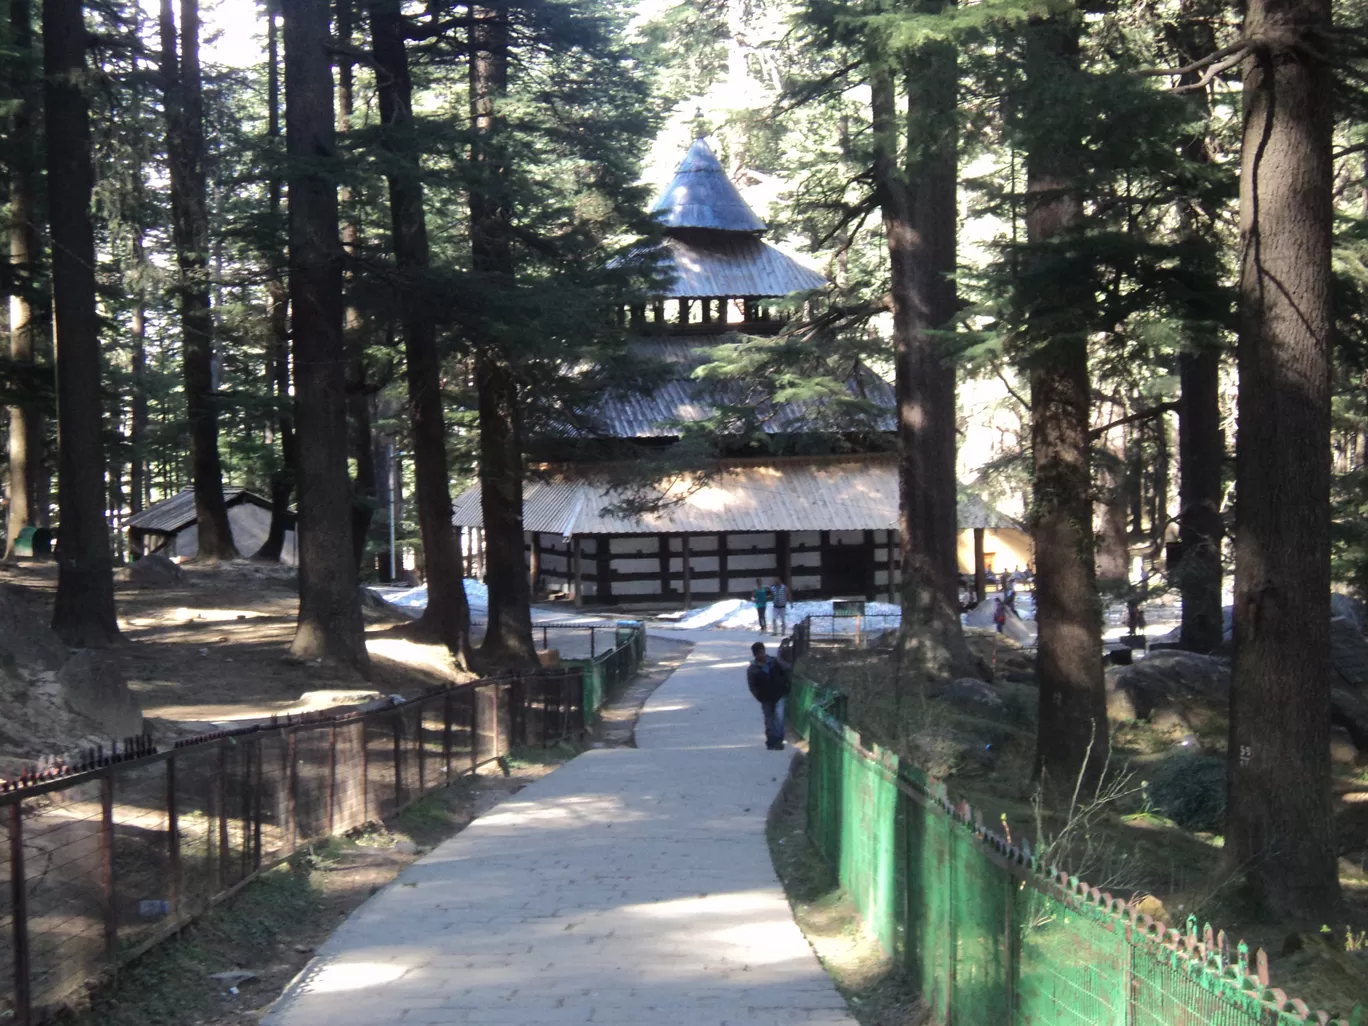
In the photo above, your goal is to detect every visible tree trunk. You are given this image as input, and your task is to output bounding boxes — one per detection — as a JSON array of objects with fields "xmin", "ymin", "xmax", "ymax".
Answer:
[
  {"xmin": 1170, "ymin": 6, "xmax": 1227, "ymax": 655},
  {"xmin": 1178, "ymin": 344, "xmax": 1224, "ymax": 651},
  {"xmin": 255, "ymin": 0, "xmax": 296, "ymax": 562},
  {"xmin": 1227, "ymin": 0, "xmax": 1339, "ymax": 922},
  {"xmin": 45, "ymin": 0, "xmax": 119, "ymax": 645},
  {"xmin": 870, "ymin": 40, "xmax": 971, "ymax": 683},
  {"xmin": 335, "ymin": 0, "xmax": 374, "ymax": 572},
  {"xmin": 1022, "ymin": 15, "xmax": 1107, "ymax": 792},
  {"xmin": 1094, "ymin": 404, "xmax": 1130, "ymax": 589},
  {"xmin": 469, "ymin": 4, "xmax": 536, "ymax": 671},
  {"xmin": 160, "ymin": 0, "xmax": 236, "ymax": 559},
  {"xmin": 6, "ymin": 0, "xmax": 40, "ymax": 559},
  {"xmin": 130, "ymin": 293, "xmax": 148, "ymax": 514},
  {"xmin": 372, "ymin": 0, "xmax": 473, "ymax": 661},
  {"xmin": 283, "ymin": 0, "xmax": 368, "ymax": 672}
]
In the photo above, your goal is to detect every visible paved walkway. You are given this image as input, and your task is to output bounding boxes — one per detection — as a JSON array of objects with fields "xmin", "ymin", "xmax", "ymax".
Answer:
[{"xmin": 264, "ymin": 631, "xmax": 855, "ymax": 1026}]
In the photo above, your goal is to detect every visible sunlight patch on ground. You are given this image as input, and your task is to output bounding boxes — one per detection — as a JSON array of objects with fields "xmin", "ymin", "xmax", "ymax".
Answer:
[{"xmin": 302, "ymin": 961, "xmax": 409, "ymax": 995}]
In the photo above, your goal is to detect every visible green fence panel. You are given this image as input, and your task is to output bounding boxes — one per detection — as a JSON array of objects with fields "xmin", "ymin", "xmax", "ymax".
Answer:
[
  {"xmin": 950, "ymin": 819, "xmax": 1012, "ymax": 1024},
  {"xmin": 795, "ymin": 625, "xmax": 1356, "ymax": 1026}
]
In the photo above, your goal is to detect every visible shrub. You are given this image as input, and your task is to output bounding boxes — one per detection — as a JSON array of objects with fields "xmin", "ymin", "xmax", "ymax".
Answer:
[{"xmin": 1145, "ymin": 751, "xmax": 1226, "ymax": 833}]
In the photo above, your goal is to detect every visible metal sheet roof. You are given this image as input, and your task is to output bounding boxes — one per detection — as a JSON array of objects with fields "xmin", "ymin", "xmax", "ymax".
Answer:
[
  {"xmin": 651, "ymin": 139, "xmax": 768, "ymax": 233},
  {"xmin": 451, "ymin": 457, "xmax": 1025, "ymax": 536},
  {"xmin": 125, "ymin": 487, "xmax": 278, "ymax": 534},
  {"xmin": 590, "ymin": 337, "xmax": 895, "ymax": 438},
  {"xmin": 656, "ymin": 235, "xmax": 827, "ymax": 299}
]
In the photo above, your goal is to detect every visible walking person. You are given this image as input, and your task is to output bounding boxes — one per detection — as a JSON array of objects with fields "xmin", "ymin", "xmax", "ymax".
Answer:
[
  {"xmin": 770, "ymin": 577, "xmax": 789, "ymax": 635},
  {"xmin": 746, "ymin": 641, "xmax": 791, "ymax": 750},
  {"xmin": 752, "ymin": 578, "xmax": 769, "ymax": 632}
]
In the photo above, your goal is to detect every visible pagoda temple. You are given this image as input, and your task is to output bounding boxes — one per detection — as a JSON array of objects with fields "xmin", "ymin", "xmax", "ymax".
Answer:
[{"xmin": 451, "ymin": 138, "xmax": 1025, "ymax": 607}]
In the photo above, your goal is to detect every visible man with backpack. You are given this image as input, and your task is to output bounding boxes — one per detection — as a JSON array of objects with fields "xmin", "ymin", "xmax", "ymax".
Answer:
[{"xmin": 746, "ymin": 641, "xmax": 791, "ymax": 750}]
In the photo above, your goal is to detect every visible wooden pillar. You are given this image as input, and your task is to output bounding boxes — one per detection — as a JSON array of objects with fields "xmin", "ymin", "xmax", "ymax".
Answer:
[
  {"xmin": 652, "ymin": 300, "xmax": 665, "ymax": 325},
  {"xmin": 863, "ymin": 529, "xmax": 877, "ymax": 600},
  {"xmin": 678, "ymin": 299, "xmax": 691, "ymax": 326},
  {"xmin": 717, "ymin": 532, "xmax": 728, "ymax": 596},
  {"xmin": 778, "ymin": 530, "xmax": 792, "ymax": 592},
  {"xmin": 596, "ymin": 534, "xmax": 612, "ymax": 602},
  {"xmin": 529, "ymin": 531, "xmax": 541, "ymax": 596},
  {"xmin": 973, "ymin": 527, "xmax": 987, "ymax": 605},
  {"xmin": 818, "ymin": 530, "xmax": 830, "ymax": 594},
  {"xmin": 658, "ymin": 534, "xmax": 670, "ymax": 601},
  {"xmin": 682, "ymin": 534, "xmax": 692, "ymax": 609},
  {"xmin": 886, "ymin": 530, "xmax": 897, "ymax": 603},
  {"xmin": 701, "ymin": 297, "xmax": 713, "ymax": 324},
  {"xmin": 573, "ymin": 536, "xmax": 583, "ymax": 607}
]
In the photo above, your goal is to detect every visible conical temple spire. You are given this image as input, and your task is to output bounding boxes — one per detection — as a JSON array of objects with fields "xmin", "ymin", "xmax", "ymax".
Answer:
[{"xmin": 650, "ymin": 138, "xmax": 767, "ymax": 234}]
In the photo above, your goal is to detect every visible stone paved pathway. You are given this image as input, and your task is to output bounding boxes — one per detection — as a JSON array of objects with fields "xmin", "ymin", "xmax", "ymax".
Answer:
[{"xmin": 263, "ymin": 630, "xmax": 855, "ymax": 1026}]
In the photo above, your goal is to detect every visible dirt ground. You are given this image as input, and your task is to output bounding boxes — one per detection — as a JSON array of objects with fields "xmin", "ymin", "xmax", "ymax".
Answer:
[{"xmin": 0, "ymin": 560, "xmax": 472, "ymax": 750}]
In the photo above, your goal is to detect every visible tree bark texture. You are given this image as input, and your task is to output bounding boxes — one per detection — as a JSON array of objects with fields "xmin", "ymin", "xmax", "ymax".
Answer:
[
  {"xmin": 130, "ymin": 293, "xmax": 149, "ymax": 514},
  {"xmin": 44, "ymin": 0, "xmax": 120, "ymax": 644},
  {"xmin": 335, "ymin": 0, "xmax": 375, "ymax": 571},
  {"xmin": 1022, "ymin": 15, "xmax": 1108, "ymax": 792},
  {"xmin": 1094, "ymin": 411, "xmax": 1130, "ymax": 589},
  {"xmin": 160, "ymin": 0, "xmax": 236, "ymax": 559},
  {"xmin": 1178, "ymin": 345, "xmax": 1224, "ymax": 651},
  {"xmin": 1228, "ymin": 0, "xmax": 1339, "ymax": 922},
  {"xmin": 870, "ymin": 45, "xmax": 971, "ymax": 683},
  {"xmin": 469, "ymin": 4, "xmax": 536, "ymax": 671},
  {"xmin": 1171, "ymin": 6, "xmax": 1227, "ymax": 655},
  {"xmin": 372, "ymin": 0, "xmax": 473, "ymax": 661},
  {"xmin": 283, "ymin": 0, "xmax": 368, "ymax": 672},
  {"xmin": 6, "ymin": 0, "xmax": 41, "ymax": 558},
  {"xmin": 255, "ymin": 2, "xmax": 297, "ymax": 562}
]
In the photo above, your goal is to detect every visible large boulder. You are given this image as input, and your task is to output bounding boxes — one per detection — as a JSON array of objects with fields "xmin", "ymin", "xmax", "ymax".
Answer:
[
  {"xmin": 1104, "ymin": 650, "xmax": 1230, "ymax": 732},
  {"xmin": 57, "ymin": 651, "xmax": 144, "ymax": 740},
  {"xmin": 126, "ymin": 553, "xmax": 184, "ymax": 588}
]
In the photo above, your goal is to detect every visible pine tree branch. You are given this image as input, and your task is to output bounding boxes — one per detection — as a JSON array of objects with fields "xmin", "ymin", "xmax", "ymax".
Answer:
[
  {"xmin": 1088, "ymin": 402, "xmax": 1180, "ymax": 441},
  {"xmin": 1136, "ymin": 41, "xmax": 1250, "ymax": 79}
]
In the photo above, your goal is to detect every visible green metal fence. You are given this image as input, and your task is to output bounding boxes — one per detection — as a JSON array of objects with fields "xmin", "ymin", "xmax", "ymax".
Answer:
[
  {"xmin": 563, "ymin": 620, "xmax": 647, "ymax": 725},
  {"xmin": 792, "ymin": 668, "xmax": 1360, "ymax": 1026}
]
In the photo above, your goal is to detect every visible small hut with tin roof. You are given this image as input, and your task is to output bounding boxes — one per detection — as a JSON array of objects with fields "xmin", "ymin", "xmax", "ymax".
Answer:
[{"xmin": 452, "ymin": 137, "xmax": 1023, "ymax": 606}]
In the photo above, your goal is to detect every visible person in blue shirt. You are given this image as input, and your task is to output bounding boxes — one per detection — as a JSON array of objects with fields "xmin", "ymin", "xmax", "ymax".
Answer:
[
  {"xmin": 746, "ymin": 641, "xmax": 791, "ymax": 750},
  {"xmin": 752, "ymin": 578, "xmax": 769, "ymax": 632}
]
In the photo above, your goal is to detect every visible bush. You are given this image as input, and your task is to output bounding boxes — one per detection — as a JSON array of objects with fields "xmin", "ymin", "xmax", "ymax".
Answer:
[{"xmin": 1145, "ymin": 751, "xmax": 1226, "ymax": 832}]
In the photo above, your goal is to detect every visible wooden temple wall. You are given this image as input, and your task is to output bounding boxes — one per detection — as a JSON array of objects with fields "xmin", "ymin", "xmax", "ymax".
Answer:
[{"xmin": 523, "ymin": 529, "xmax": 899, "ymax": 605}]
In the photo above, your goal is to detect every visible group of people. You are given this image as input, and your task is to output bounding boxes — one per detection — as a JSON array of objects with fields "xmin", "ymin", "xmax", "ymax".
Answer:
[{"xmin": 750, "ymin": 578, "xmax": 790, "ymax": 634}]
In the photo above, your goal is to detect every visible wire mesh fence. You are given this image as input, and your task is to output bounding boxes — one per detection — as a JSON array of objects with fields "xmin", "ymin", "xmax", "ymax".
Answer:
[
  {"xmin": 0, "ymin": 621, "xmax": 645, "ymax": 1024},
  {"xmin": 791, "ymin": 616, "xmax": 1358, "ymax": 1026}
]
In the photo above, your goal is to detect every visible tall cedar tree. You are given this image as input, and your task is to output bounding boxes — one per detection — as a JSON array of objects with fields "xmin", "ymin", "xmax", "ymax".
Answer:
[
  {"xmin": 6, "ymin": 0, "xmax": 40, "ymax": 557},
  {"xmin": 45, "ymin": 0, "xmax": 119, "ymax": 643},
  {"xmin": 870, "ymin": 26, "xmax": 972, "ymax": 683},
  {"xmin": 470, "ymin": 3, "xmax": 538, "ymax": 672},
  {"xmin": 1228, "ymin": 0, "xmax": 1340, "ymax": 920},
  {"xmin": 369, "ymin": 0, "xmax": 474, "ymax": 661},
  {"xmin": 1171, "ymin": 2, "xmax": 1226, "ymax": 654},
  {"xmin": 256, "ymin": 0, "xmax": 298, "ymax": 562},
  {"xmin": 160, "ymin": 0, "xmax": 237, "ymax": 558},
  {"xmin": 283, "ymin": 0, "xmax": 369, "ymax": 672},
  {"xmin": 337, "ymin": 0, "xmax": 376, "ymax": 570},
  {"xmin": 1021, "ymin": 13, "xmax": 1108, "ymax": 790}
]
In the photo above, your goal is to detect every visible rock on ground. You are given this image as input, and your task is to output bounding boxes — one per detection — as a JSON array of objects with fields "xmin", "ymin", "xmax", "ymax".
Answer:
[
  {"xmin": 58, "ymin": 651, "xmax": 144, "ymax": 739},
  {"xmin": 125, "ymin": 553, "xmax": 185, "ymax": 588}
]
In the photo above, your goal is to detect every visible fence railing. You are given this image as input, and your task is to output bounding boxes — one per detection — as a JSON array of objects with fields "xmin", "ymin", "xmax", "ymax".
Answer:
[
  {"xmin": 0, "ymin": 621, "xmax": 646, "ymax": 1024},
  {"xmin": 564, "ymin": 620, "xmax": 647, "ymax": 724},
  {"xmin": 789, "ymin": 616, "xmax": 1358, "ymax": 1026}
]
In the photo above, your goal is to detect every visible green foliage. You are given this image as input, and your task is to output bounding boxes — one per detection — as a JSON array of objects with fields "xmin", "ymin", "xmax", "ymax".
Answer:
[{"xmin": 1144, "ymin": 752, "xmax": 1226, "ymax": 833}]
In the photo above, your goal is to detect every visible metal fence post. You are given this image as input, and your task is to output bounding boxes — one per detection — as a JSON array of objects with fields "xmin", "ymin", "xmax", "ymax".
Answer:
[
  {"xmin": 167, "ymin": 751, "xmax": 181, "ymax": 919},
  {"xmin": 359, "ymin": 719, "xmax": 370, "ymax": 823},
  {"xmin": 217, "ymin": 743, "xmax": 230, "ymax": 890},
  {"xmin": 285, "ymin": 731, "xmax": 298, "ymax": 853},
  {"xmin": 443, "ymin": 691, "xmax": 453, "ymax": 782},
  {"xmin": 416, "ymin": 707, "xmax": 426, "ymax": 797},
  {"xmin": 327, "ymin": 722, "xmax": 337, "ymax": 835},
  {"xmin": 9, "ymin": 802, "xmax": 29, "ymax": 1026},
  {"xmin": 252, "ymin": 738, "xmax": 263, "ymax": 870},
  {"xmin": 392, "ymin": 711, "xmax": 404, "ymax": 808},
  {"xmin": 99, "ymin": 770, "xmax": 117, "ymax": 961}
]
